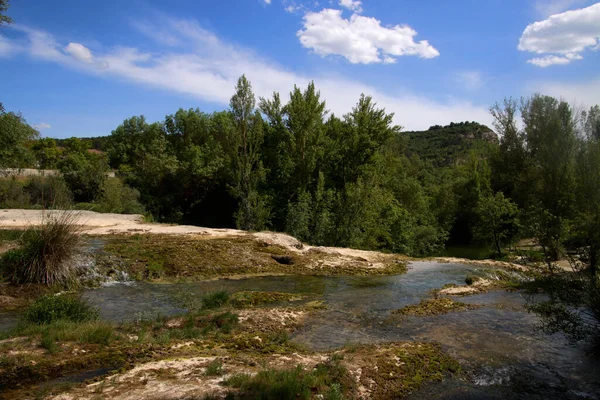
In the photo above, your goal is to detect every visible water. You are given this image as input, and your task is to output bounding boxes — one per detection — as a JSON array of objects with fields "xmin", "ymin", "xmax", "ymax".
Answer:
[{"xmin": 3, "ymin": 261, "xmax": 599, "ymax": 398}]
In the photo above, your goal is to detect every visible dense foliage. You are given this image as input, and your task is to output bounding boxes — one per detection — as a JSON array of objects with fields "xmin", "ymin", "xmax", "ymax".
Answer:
[{"xmin": 1, "ymin": 78, "xmax": 599, "ymax": 265}]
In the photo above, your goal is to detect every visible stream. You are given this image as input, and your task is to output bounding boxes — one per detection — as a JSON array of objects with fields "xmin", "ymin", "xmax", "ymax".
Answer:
[{"xmin": 2, "ymin": 261, "xmax": 599, "ymax": 398}]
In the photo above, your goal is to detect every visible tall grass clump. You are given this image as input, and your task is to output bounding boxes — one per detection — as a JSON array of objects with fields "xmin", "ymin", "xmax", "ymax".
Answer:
[
  {"xmin": 24, "ymin": 294, "xmax": 98, "ymax": 325},
  {"xmin": 202, "ymin": 290, "xmax": 230, "ymax": 309},
  {"xmin": 0, "ymin": 211, "xmax": 83, "ymax": 285}
]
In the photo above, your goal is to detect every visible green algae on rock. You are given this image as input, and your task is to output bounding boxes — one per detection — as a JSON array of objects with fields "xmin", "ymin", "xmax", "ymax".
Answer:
[
  {"xmin": 100, "ymin": 234, "xmax": 408, "ymax": 281},
  {"xmin": 393, "ymin": 297, "xmax": 481, "ymax": 316}
]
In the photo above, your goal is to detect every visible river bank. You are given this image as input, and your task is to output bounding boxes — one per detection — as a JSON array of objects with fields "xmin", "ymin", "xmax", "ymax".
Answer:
[{"xmin": 1, "ymin": 210, "xmax": 597, "ymax": 399}]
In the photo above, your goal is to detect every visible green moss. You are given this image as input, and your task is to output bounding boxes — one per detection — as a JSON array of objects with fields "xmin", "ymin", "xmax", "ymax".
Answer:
[
  {"xmin": 229, "ymin": 291, "xmax": 304, "ymax": 308},
  {"xmin": 101, "ymin": 234, "xmax": 407, "ymax": 281},
  {"xmin": 393, "ymin": 297, "xmax": 481, "ymax": 316},
  {"xmin": 356, "ymin": 342, "xmax": 461, "ymax": 398}
]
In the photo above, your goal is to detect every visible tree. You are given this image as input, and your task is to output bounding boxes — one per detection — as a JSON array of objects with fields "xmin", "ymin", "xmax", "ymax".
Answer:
[
  {"xmin": 0, "ymin": 108, "xmax": 38, "ymax": 169},
  {"xmin": 0, "ymin": 0, "xmax": 13, "ymax": 27},
  {"xmin": 228, "ymin": 75, "xmax": 269, "ymax": 231},
  {"xmin": 32, "ymin": 138, "xmax": 61, "ymax": 169},
  {"xmin": 475, "ymin": 192, "xmax": 520, "ymax": 256},
  {"xmin": 59, "ymin": 152, "xmax": 109, "ymax": 203},
  {"xmin": 490, "ymin": 98, "xmax": 530, "ymax": 207},
  {"xmin": 521, "ymin": 95, "xmax": 577, "ymax": 261},
  {"xmin": 573, "ymin": 106, "xmax": 600, "ymax": 275},
  {"xmin": 284, "ymin": 82, "xmax": 327, "ymax": 195}
]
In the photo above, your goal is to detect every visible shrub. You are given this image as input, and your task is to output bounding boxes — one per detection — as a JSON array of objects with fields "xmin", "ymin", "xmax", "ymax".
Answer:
[
  {"xmin": 96, "ymin": 177, "xmax": 144, "ymax": 214},
  {"xmin": 24, "ymin": 295, "xmax": 98, "ymax": 325},
  {"xmin": 205, "ymin": 359, "xmax": 224, "ymax": 376},
  {"xmin": 0, "ymin": 211, "xmax": 82, "ymax": 285},
  {"xmin": 24, "ymin": 175, "xmax": 72, "ymax": 209},
  {"xmin": 0, "ymin": 177, "xmax": 30, "ymax": 208},
  {"xmin": 202, "ymin": 291, "xmax": 230, "ymax": 309},
  {"xmin": 209, "ymin": 312, "xmax": 238, "ymax": 334},
  {"xmin": 225, "ymin": 362, "xmax": 348, "ymax": 400}
]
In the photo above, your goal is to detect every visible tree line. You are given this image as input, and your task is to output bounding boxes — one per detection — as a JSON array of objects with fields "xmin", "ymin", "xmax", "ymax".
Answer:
[{"xmin": 1, "ymin": 77, "xmax": 599, "ymax": 268}]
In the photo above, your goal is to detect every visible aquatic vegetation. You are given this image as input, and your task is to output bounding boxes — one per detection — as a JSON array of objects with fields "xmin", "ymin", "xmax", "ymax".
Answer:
[
  {"xmin": 102, "ymin": 234, "xmax": 407, "ymax": 281},
  {"xmin": 225, "ymin": 358, "xmax": 350, "ymax": 400},
  {"xmin": 353, "ymin": 342, "xmax": 461, "ymax": 398},
  {"xmin": 393, "ymin": 297, "xmax": 481, "ymax": 316},
  {"xmin": 24, "ymin": 294, "xmax": 99, "ymax": 324},
  {"xmin": 202, "ymin": 290, "xmax": 230, "ymax": 310},
  {"xmin": 229, "ymin": 291, "xmax": 304, "ymax": 308}
]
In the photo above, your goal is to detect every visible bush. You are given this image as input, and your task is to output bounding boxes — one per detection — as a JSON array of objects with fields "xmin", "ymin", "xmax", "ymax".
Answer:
[
  {"xmin": 96, "ymin": 177, "xmax": 144, "ymax": 214},
  {"xmin": 225, "ymin": 361, "xmax": 348, "ymax": 400},
  {"xmin": 0, "ymin": 211, "xmax": 83, "ymax": 285},
  {"xmin": 24, "ymin": 295, "xmax": 99, "ymax": 325},
  {"xmin": 0, "ymin": 177, "xmax": 30, "ymax": 208},
  {"xmin": 202, "ymin": 291, "xmax": 230, "ymax": 309},
  {"xmin": 24, "ymin": 175, "xmax": 72, "ymax": 209},
  {"xmin": 205, "ymin": 359, "xmax": 224, "ymax": 376}
]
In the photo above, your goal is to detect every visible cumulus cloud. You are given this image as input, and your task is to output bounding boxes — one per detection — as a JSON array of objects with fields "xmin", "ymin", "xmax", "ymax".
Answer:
[
  {"xmin": 34, "ymin": 122, "xmax": 51, "ymax": 130},
  {"xmin": 527, "ymin": 53, "xmax": 583, "ymax": 67},
  {"xmin": 298, "ymin": 9, "xmax": 439, "ymax": 64},
  {"xmin": 339, "ymin": 0, "xmax": 362, "ymax": 13},
  {"xmin": 263, "ymin": 0, "xmax": 271, "ymax": 4},
  {"xmin": 0, "ymin": 17, "xmax": 488, "ymax": 130},
  {"xmin": 519, "ymin": 2, "xmax": 600, "ymax": 66},
  {"xmin": 65, "ymin": 42, "xmax": 94, "ymax": 63}
]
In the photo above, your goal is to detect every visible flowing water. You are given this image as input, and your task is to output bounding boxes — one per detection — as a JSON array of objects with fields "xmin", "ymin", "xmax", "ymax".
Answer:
[{"xmin": 2, "ymin": 261, "xmax": 599, "ymax": 398}]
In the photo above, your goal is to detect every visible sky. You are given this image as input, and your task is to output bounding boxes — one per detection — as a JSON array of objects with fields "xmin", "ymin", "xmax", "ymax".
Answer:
[{"xmin": 0, "ymin": 0, "xmax": 599, "ymax": 138}]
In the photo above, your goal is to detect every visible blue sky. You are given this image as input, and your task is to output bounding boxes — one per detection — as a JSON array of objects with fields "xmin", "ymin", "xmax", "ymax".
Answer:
[{"xmin": 0, "ymin": 0, "xmax": 599, "ymax": 137}]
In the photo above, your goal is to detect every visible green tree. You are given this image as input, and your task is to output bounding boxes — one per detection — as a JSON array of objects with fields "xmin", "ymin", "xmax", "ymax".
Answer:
[
  {"xmin": 573, "ymin": 106, "xmax": 600, "ymax": 275},
  {"xmin": 59, "ymin": 152, "xmax": 109, "ymax": 203},
  {"xmin": 228, "ymin": 75, "xmax": 269, "ymax": 231},
  {"xmin": 521, "ymin": 95, "xmax": 577, "ymax": 261},
  {"xmin": 475, "ymin": 192, "xmax": 520, "ymax": 256},
  {"xmin": 490, "ymin": 98, "xmax": 530, "ymax": 206},
  {"xmin": 284, "ymin": 82, "xmax": 327, "ymax": 194},
  {"xmin": 259, "ymin": 92, "xmax": 295, "ymax": 228},
  {"xmin": 32, "ymin": 138, "xmax": 61, "ymax": 169},
  {"xmin": 0, "ymin": 0, "xmax": 13, "ymax": 27},
  {"xmin": 0, "ymin": 108, "xmax": 38, "ymax": 169}
]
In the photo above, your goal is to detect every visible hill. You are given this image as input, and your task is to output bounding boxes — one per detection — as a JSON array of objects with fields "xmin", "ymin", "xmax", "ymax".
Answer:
[{"xmin": 403, "ymin": 121, "xmax": 497, "ymax": 167}]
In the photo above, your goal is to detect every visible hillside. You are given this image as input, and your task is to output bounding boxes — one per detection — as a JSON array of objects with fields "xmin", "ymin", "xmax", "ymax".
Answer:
[{"xmin": 403, "ymin": 121, "xmax": 498, "ymax": 167}]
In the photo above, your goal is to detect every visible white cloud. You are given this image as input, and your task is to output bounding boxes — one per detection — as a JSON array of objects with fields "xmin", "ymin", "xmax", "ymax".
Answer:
[
  {"xmin": 65, "ymin": 42, "xmax": 94, "ymax": 63},
  {"xmin": 456, "ymin": 71, "xmax": 483, "ymax": 90},
  {"xmin": 34, "ymin": 122, "xmax": 51, "ymax": 130},
  {"xmin": 532, "ymin": 76, "xmax": 600, "ymax": 106},
  {"xmin": 519, "ymin": 3, "xmax": 600, "ymax": 66},
  {"xmin": 1, "ymin": 18, "xmax": 488, "ymax": 130},
  {"xmin": 527, "ymin": 53, "xmax": 583, "ymax": 67},
  {"xmin": 339, "ymin": 0, "xmax": 362, "ymax": 13},
  {"xmin": 298, "ymin": 9, "xmax": 439, "ymax": 64},
  {"xmin": 534, "ymin": 0, "xmax": 589, "ymax": 17},
  {"xmin": 263, "ymin": 0, "xmax": 272, "ymax": 4}
]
